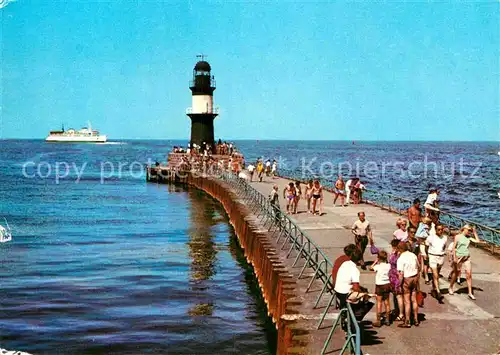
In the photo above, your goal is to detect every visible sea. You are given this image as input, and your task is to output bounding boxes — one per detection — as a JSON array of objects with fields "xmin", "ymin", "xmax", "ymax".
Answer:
[{"xmin": 0, "ymin": 139, "xmax": 498, "ymax": 354}]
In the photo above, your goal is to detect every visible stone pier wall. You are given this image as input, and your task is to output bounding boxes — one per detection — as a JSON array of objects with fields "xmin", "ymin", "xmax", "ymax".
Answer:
[{"xmin": 185, "ymin": 174, "xmax": 303, "ymax": 354}]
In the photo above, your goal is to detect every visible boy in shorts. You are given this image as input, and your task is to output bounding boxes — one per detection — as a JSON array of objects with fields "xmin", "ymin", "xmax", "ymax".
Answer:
[{"xmin": 370, "ymin": 250, "xmax": 392, "ymax": 327}]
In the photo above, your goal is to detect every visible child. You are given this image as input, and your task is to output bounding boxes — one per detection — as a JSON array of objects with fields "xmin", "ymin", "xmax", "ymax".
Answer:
[{"xmin": 369, "ymin": 250, "xmax": 391, "ymax": 327}]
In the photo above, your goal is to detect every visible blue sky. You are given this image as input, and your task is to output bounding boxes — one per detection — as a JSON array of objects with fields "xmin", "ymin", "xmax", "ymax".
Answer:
[{"xmin": 1, "ymin": 1, "xmax": 498, "ymax": 141}]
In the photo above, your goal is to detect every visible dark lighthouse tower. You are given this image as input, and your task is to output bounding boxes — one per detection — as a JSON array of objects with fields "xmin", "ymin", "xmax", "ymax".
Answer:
[{"xmin": 187, "ymin": 56, "xmax": 218, "ymax": 151}]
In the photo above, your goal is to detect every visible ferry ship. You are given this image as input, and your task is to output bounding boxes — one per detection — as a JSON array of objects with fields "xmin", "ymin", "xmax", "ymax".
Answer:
[{"xmin": 45, "ymin": 122, "xmax": 107, "ymax": 143}]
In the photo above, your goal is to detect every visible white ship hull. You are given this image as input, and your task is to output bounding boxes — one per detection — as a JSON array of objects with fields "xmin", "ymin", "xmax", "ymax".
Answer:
[{"xmin": 45, "ymin": 135, "xmax": 107, "ymax": 143}]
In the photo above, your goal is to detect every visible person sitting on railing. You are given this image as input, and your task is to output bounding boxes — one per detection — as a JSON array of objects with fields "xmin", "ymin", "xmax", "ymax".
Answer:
[
  {"xmin": 424, "ymin": 188, "xmax": 440, "ymax": 225},
  {"xmin": 333, "ymin": 244, "xmax": 362, "ymax": 311},
  {"xmin": 393, "ymin": 218, "xmax": 409, "ymax": 242},
  {"xmin": 345, "ymin": 177, "xmax": 358, "ymax": 205}
]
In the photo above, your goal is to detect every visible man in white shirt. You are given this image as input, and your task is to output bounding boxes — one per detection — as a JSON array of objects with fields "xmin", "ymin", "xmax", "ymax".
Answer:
[
  {"xmin": 269, "ymin": 185, "xmax": 280, "ymax": 219},
  {"xmin": 351, "ymin": 212, "xmax": 373, "ymax": 270},
  {"xmin": 397, "ymin": 243, "xmax": 420, "ymax": 328},
  {"xmin": 426, "ymin": 224, "xmax": 447, "ymax": 302},
  {"xmin": 334, "ymin": 244, "xmax": 362, "ymax": 309}
]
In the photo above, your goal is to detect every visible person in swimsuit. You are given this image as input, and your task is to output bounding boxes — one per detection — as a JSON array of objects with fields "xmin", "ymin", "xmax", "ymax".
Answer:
[
  {"xmin": 294, "ymin": 181, "xmax": 302, "ymax": 214},
  {"xmin": 407, "ymin": 199, "xmax": 422, "ymax": 229},
  {"xmin": 311, "ymin": 179, "xmax": 323, "ymax": 215},
  {"xmin": 333, "ymin": 175, "xmax": 346, "ymax": 207},
  {"xmin": 283, "ymin": 182, "xmax": 296, "ymax": 214},
  {"xmin": 304, "ymin": 179, "xmax": 314, "ymax": 213}
]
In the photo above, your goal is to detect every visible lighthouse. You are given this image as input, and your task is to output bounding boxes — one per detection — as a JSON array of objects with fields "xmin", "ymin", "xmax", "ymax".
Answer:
[{"xmin": 186, "ymin": 56, "xmax": 218, "ymax": 151}]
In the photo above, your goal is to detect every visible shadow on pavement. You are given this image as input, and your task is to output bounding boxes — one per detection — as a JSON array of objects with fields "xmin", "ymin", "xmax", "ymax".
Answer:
[{"xmin": 359, "ymin": 320, "xmax": 384, "ymax": 346}]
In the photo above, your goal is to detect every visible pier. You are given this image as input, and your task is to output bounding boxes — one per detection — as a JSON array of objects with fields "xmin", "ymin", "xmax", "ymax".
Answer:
[
  {"xmin": 147, "ymin": 165, "xmax": 500, "ymax": 354},
  {"xmin": 145, "ymin": 58, "xmax": 499, "ymax": 354}
]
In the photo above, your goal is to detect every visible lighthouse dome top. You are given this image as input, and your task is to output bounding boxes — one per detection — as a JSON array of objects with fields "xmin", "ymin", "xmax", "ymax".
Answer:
[{"xmin": 194, "ymin": 60, "xmax": 211, "ymax": 72}]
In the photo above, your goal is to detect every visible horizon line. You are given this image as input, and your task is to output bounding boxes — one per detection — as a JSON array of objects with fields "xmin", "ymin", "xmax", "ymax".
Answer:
[{"xmin": 1, "ymin": 138, "xmax": 498, "ymax": 143}]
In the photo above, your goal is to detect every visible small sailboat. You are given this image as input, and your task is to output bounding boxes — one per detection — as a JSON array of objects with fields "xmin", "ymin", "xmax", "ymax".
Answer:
[{"xmin": 0, "ymin": 218, "xmax": 12, "ymax": 243}]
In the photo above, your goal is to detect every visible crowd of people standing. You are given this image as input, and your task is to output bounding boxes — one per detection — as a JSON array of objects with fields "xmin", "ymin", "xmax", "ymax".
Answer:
[
  {"xmin": 265, "ymin": 176, "xmax": 487, "ymax": 330},
  {"xmin": 332, "ymin": 196, "xmax": 486, "ymax": 330}
]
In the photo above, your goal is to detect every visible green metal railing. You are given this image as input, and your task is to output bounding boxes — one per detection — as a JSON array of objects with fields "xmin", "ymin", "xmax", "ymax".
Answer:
[
  {"xmin": 219, "ymin": 171, "xmax": 361, "ymax": 355},
  {"xmin": 278, "ymin": 168, "xmax": 500, "ymax": 249}
]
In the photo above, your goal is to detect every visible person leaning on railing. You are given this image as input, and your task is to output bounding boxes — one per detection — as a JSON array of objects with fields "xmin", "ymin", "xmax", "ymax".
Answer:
[
  {"xmin": 333, "ymin": 244, "xmax": 362, "ymax": 310},
  {"xmin": 269, "ymin": 185, "xmax": 280, "ymax": 219}
]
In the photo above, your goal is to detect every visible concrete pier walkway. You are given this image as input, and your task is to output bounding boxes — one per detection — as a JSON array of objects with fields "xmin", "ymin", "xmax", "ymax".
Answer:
[{"xmin": 250, "ymin": 176, "xmax": 500, "ymax": 355}]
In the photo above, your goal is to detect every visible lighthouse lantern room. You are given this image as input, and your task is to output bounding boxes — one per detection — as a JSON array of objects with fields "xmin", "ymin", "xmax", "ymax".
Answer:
[{"xmin": 187, "ymin": 55, "xmax": 218, "ymax": 151}]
